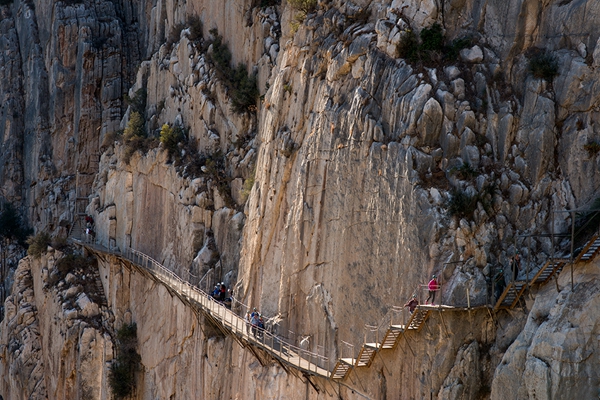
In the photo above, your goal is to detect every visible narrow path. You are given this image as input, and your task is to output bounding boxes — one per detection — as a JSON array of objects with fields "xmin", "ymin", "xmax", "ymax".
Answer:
[
  {"xmin": 72, "ymin": 227, "xmax": 596, "ymax": 381},
  {"xmin": 74, "ymin": 237, "xmax": 332, "ymax": 378}
]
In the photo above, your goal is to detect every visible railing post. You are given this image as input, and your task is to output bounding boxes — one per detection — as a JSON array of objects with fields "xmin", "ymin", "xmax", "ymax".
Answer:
[{"xmin": 467, "ymin": 288, "xmax": 470, "ymax": 309}]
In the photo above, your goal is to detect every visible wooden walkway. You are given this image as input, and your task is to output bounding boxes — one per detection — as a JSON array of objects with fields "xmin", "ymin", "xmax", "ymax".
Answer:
[
  {"xmin": 71, "ymin": 229, "xmax": 599, "ymax": 382},
  {"xmin": 494, "ymin": 233, "xmax": 600, "ymax": 310},
  {"xmin": 74, "ymin": 238, "xmax": 332, "ymax": 379}
]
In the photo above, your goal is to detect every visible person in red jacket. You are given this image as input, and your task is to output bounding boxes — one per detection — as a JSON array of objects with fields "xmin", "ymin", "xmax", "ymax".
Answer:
[{"xmin": 426, "ymin": 275, "xmax": 439, "ymax": 305}]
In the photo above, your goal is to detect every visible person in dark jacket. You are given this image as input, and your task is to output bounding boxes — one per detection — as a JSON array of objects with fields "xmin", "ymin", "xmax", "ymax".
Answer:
[
  {"xmin": 404, "ymin": 295, "xmax": 419, "ymax": 314},
  {"xmin": 510, "ymin": 253, "xmax": 521, "ymax": 281},
  {"xmin": 494, "ymin": 269, "xmax": 506, "ymax": 301}
]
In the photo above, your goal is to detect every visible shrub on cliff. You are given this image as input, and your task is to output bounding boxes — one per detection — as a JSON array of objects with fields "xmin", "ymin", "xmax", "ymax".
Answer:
[
  {"xmin": 257, "ymin": 0, "xmax": 279, "ymax": 8},
  {"xmin": 528, "ymin": 51, "xmax": 559, "ymax": 81},
  {"xmin": 159, "ymin": 123, "xmax": 185, "ymax": 160},
  {"xmin": 0, "ymin": 202, "xmax": 29, "ymax": 244},
  {"xmin": 166, "ymin": 22, "xmax": 186, "ymax": 51},
  {"xmin": 288, "ymin": 0, "xmax": 317, "ymax": 13},
  {"xmin": 48, "ymin": 254, "xmax": 90, "ymax": 286},
  {"xmin": 187, "ymin": 15, "xmax": 203, "ymax": 42},
  {"xmin": 446, "ymin": 189, "xmax": 479, "ymax": 220},
  {"xmin": 397, "ymin": 23, "xmax": 471, "ymax": 66},
  {"xmin": 123, "ymin": 111, "xmax": 155, "ymax": 164},
  {"xmin": 207, "ymin": 30, "xmax": 258, "ymax": 114},
  {"xmin": 231, "ymin": 64, "xmax": 259, "ymax": 113},
  {"xmin": 26, "ymin": 232, "xmax": 52, "ymax": 258},
  {"xmin": 124, "ymin": 88, "xmax": 147, "ymax": 116},
  {"xmin": 109, "ymin": 323, "xmax": 141, "ymax": 399}
]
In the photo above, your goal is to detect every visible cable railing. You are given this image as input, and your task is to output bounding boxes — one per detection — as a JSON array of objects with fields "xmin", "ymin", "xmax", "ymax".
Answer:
[{"xmin": 71, "ymin": 232, "xmax": 332, "ymax": 378}]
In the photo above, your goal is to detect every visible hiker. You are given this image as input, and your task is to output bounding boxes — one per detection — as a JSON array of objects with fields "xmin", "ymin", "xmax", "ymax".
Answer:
[
  {"xmin": 218, "ymin": 282, "xmax": 227, "ymax": 301},
  {"xmin": 245, "ymin": 310, "xmax": 252, "ymax": 334},
  {"xmin": 425, "ymin": 275, "xmax": 439, "ymax": 305},
  {"xmin": 510, "ymin": 252, "xmax": 521, "ymax": 281},
  {"xmin": 223, "ymin": 289, "xmax": 233, "ymax": 309},
  {"xmin": 85, "ymin": 226, "xmax": 95, "ymax": 241},
  {"xmin": 493, "ymin": 268, "xmax": 506, "ymax": 301},
  {"xmin": 211, "ymin": 285, "xmax": 220, "ymax": 298},
  {"xmin": 250, "ymin": 308, "xmax": 260, "ymax": 337},
  {"xmin": 404, "ymin": 294, "xmax": 419, "ymax": 314},
  {"xmin": 256, "ymin": 314, "xmax": 265, "ymax": 339}
]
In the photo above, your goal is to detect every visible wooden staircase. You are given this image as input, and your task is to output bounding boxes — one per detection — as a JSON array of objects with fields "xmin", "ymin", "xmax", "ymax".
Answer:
[
  {"xmin": 494, "ymin": 282, "xmax": 526, "ymax": 310},
  {"xmin": 331, "ymin": 358, "xmax": 354, "ymax": 380},
  {"xmin": 380, "ymin": 325, "xmax": 405, "ymax": 350},
  {"xmin": 495, "ymin": 233, "xmax": 600, "ymax": 311},
  {"xmin": 575, "ymin": 235, "xmax": 600, "ymax": 262},
  {"xmin": 330, "ymin": 307, "xmax": 433, "ymax": 379},
  {"xmin": 406, "ymin": 308, "xmax": 430, "ymax": 331},
  {"xmin": 531, "ymin": 258, "xmax": 569, "ymax": 285},
  {"xmin": 355, "ymin": 343, "xmax": 379, "ymax": 367}
]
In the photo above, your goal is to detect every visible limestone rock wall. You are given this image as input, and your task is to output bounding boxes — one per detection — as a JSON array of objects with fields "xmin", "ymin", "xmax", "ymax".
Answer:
[
  {"xmin": 490, "ymin": 263, "xmax": 600, "ymax": 400},
  {"xmin": 0, "ymin": 0, "xmax": 135, "ymax": 235},
  {"xmin": 91, "ymin": 144, "xmax": 247, "ymax": 284},
  {"xmin": 0, "ymin": 250, "xmax": 113, "ymax": 400},
  {"xmin": 238, "ymin": 0, "xmax": 600, "ymax": 354},
  {"xmin": 2, "ymin": 0, "xmax": 600, "ymax": 399}
]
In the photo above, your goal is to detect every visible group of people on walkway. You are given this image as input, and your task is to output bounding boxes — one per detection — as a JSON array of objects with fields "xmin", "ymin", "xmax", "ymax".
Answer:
[
  {"xmin": 403, "ymin": 274, "xmax": 440, "ymax": 314},
  {"xmin": 401, "ymin": 251, "xmax": 524, "ymax": 312},
  {"xmin": 211, "ymin": 282, "xmax": 233, "ymax": 309}
]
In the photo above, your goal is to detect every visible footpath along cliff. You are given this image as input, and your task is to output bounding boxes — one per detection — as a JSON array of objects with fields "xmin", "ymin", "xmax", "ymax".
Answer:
[{"xmin": 0, "ymin": 0, "xmax": 599, "ymax": 399}]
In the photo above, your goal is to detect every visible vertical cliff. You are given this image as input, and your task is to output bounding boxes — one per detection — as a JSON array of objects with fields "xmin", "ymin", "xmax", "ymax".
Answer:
[{"xmin": 1, "ymin": 0, "xmax": 600, "ymax": 399}]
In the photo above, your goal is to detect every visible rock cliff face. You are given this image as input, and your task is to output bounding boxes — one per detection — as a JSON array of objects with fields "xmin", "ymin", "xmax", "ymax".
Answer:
[
  {"xmin": 0, "ymin": 250, "xmax": 112, "ymax": 400},
  {"xmin": 1, "ymin": 0, "xmax": 600, "ymax": 398}
]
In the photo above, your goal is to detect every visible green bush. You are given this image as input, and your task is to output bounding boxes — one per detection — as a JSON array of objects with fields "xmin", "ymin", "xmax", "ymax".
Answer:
[
  {"xmin": 398, "ymin": 24, "xmax": 445, "ymax": 63},
  {"xmin": 26, "ymin": 232, "xmax": 52, "ymax": 258},
  {"xmin": 48, "ymin": 254, "xmax": 90, "ymax": 286},
  {"xmin": 109, "ymin": 323, "xmax": 141, "ymax": 399},
  {"xmin": 528, "ymin": 51, "xmax": 559, "ymax": 81},
  {"xmin": 397, "ymin": 30, "xmax": 419, "ymax": 63},
  {"xmin": 187, "ymin": 15, "xmax": 203, "ymax": 42},
  {"xmin": 241, "ymin": 169, "xmax": 256, "ymax": 202},
  {"xmin": 584, "ymin": 141, "xmax": 600, "ymax": 157},
  {"xmin": 446, "ymin": 189, "xmax": 479, "ymax": 220},
  {"xmin": 420, "ymin": 23, "xmax": 444, "ymax": 52},
  {"xmin": 166, "ymin": 22, "xmax": 186, "ymax": 51},
  {"xmin": 450, "ymin": 163, "xmax": 478, "ymax": 180},
  {"xmin": 445, "ymin": 37, "xmax": 473, "ymax": 61},
  {"xmin": 124, "ymin": 88, "xmax": 147, "ymax": 115},
  {"xmin": 101, "ymin": 130, "xmax": 123, "ymax": 149},
  {"xmin": 231, "ymin": 64, "xmax": 259, "ymax": 113},
  {"xmin": 159, "ymin": 124, "xmax": 185, "ymax": 159},
  {"xmin": 208, "ymin": 30, "xmax": 258, "ymax": 114},
  {"xmin": 123, "ymin": 111, "xmax": 150, "ymax": 163},
  {"xmin": 397, "ymin": 23, "xmax": 472, "ymax": 66},
  {"xmin": 446, "ymin": 183, "xmax": 496, "ymax": 220},
  {"xmin": 0, "ymin": 202, "xmax": 29, "ymax": 243},
  {"xmin": 288, "ymin": 0, "xmax": 317, "ymax": 13},
  {"xmin": 258, "ymin": 0, "xmax": 279, "ymax": 8},
  {"xmin": 210, "ymin": 30, "xmax": 232, "ymax": 73},
  {"xmin": 123, "ymin": 111, "xmax": 145, "ymax": 140},
  {"xmin": 51, "ymin": 236, "xmax": 68, "ymax": 251}
]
